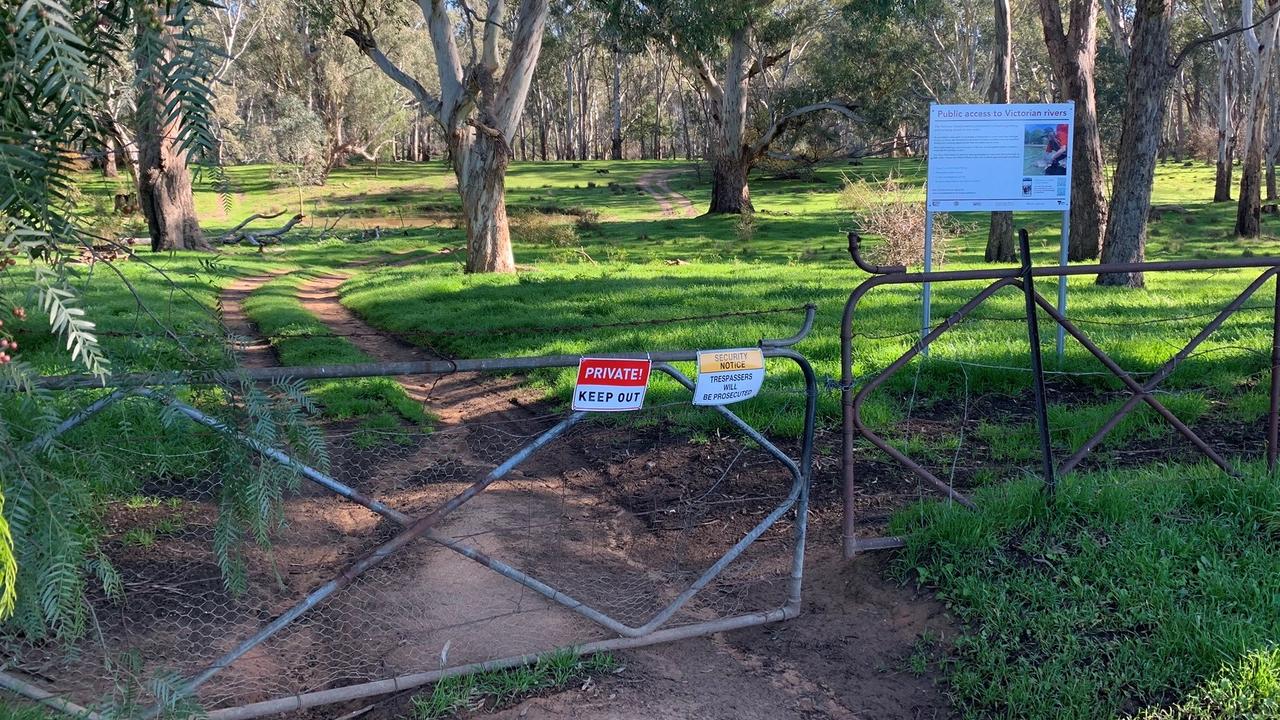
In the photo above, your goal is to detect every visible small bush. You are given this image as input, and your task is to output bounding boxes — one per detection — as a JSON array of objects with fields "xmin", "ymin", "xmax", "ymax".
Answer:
[
  {"xmin": 1185, "ymin": 123, "xmax": 1218, "ymax": 163},
  {"xmin": 838, "ymin": 172, "xmax": 954, "ymax": 267},
  {"xmin": 510, "ymin": 212, "xmax": 580, "ymax": 247},
  {"xmin": 574, "ymin": 209, "xmax": 602, "ymax": 232}
]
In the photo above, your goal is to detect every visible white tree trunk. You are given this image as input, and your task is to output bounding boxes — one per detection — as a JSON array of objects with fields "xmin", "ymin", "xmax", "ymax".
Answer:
[
  {"xmin": 456, "ymin": 131, "xmax": 515, "ymax": 273},
  {"xmin": 348, "ymin": 0, "xmax": 547, "ymax": 272},
  {"xmin": 709, "ymin": 26, "xmax": 752, "ymax": 213}
]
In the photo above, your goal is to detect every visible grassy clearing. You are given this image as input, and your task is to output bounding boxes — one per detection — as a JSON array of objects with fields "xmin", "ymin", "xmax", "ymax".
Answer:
[
  {"xmin": 333, "ymin": 158, "xmax": 1280, "ymax": 444},
  {"xmin": 409, "ymin": 650, "xmax": 619, "ymax": 719},
  {"xmin": 893, "ymin": 463, "xmax": 1280, "ymax": 719}
]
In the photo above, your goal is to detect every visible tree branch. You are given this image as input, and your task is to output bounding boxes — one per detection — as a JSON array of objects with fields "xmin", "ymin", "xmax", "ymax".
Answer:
[
  {"xmin": 743, "ymin": 48, "xmax": 790, "ymax": 80},
  {"xmin": 217, "ymin": 209, "xmax": 286, "ymax": 244},
  {"xmin": 1172, "ymin": 1, "xmax": 1280, "ymax": 69},
  {"xmin": 342, "ymin": 27, "xmax": 444, "ymax": 119},
  {"xmin": 664, "ymin": 36, "xmax": 723, "ymax": 103},
  {"xmin": 748, "ymin": 102, "xmax": 862, "ymax": 161},
  {"xmin": 1099, "ymin": 0, "xmax": 1131, "ymax": 59},
  {"xmin": 220, "ymin": 214, "xmax": 305, "ymax": 248},
  {"xmin": 493, "ymin": 0, "xmax": 549, "ymax": 141},
  {"xmin": 419, "ymin": 0, "xmax": 468, "ymax": 128},
  {"xmin": 481, "ymin": 0, "xmax": 502, "ymax": 73}
]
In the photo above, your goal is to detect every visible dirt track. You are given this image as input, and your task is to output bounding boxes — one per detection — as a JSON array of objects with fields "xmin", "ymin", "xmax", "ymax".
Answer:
[
  {"xmin": 637, "ymin": 169, "xmax": 698, "ymax": 218},
  {"xmin": 216, "ymin": 262, "xmax": 957, "ymax": 719}
]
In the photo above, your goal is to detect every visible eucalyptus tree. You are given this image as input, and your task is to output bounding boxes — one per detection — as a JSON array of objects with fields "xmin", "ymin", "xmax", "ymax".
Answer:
[
  {"xmin": 342, "ymin": 0, "xmax": 550, "ymax": 273},
  {"xmin": 1038, "ymin": 0, "xmax": 1108, "ymax": 261},
  {"xmin": 1201, "ymin": 0, "xmax": 1243, "ymax": 202},
  {"xmin": 134, "ymin": 1, "xmax": 211, "ymax": 251},
  {"xmin": 218, "ymin": 0, "xmax": 424, "ymax": 180},
  {"xmin": 1098, "ymin": 0, "xmax": 1279, "ymax": 285},
  {"xmin": 604, "ymin": 0, "xmax": 858, "ymax": 214},
  {"xmin": 1233, "ymin": 0, "xmax": 1280, "ymax": 237},
  {"xmin": 1097, "ymin": 0, "xmax": 1172, "ymax": 287},
  {"xmin": 986, "ymin": 0, "xmax": 1016, "ymax": 263}
]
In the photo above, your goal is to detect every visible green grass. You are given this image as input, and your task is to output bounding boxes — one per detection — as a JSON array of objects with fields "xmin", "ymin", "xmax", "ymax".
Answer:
[
  {"xmin": 409, "ymin": 650, "xmax": 619, "ymax": 719},
  {"xmin": 0, "ymin": 704, "xmax": 53, "ymax": 720},
  {"xmin": 893, "ymin": 463, "xmax": 1280, "ymax": 719},
  {"xmin": 240, "ymin": 273, "xmax": 431, "ymax": 427}
]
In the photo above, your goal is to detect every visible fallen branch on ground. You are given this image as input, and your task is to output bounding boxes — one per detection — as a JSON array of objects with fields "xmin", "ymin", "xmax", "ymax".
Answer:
[
  {"xmin": 217, "ymin": 210, "xmax": 287, "ymax": 243},
  {"xmin": 219, "ymin": 212, "xmax": 305, "ymax": 249}
]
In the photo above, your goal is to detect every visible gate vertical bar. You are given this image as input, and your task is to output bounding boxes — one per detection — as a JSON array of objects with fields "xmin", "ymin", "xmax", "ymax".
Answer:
[
  {"xmin": 1019, "ymin": 229, "xmax": 1056, "ymax": 492},
  {"xmin": 922, "ymin": 210, "xmax": 934, "ymax": 355},
  {"xmin": 1270, "ymin": 274, "xmax": 1280, "ymax": 472}
]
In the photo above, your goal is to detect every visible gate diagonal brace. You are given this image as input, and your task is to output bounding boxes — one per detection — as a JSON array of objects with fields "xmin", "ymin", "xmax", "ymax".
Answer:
[
  {"xmin": 846, "ymin": 277, "xmax": 1018, "ymax": 509},
  {"xmin": 132, "ymin": 350, "xmax": 816, "ymax": 715},
  {"xmin": 840, "ymin": 231, "xmax": 1280, "ymax": 557},
  {"xmin": 133, "ymin": 391, "xmax": 586, "ymax": 713},
  {"xmin": 1027, "ymin": 271, "xmax": 1279, "ymax": 476}
]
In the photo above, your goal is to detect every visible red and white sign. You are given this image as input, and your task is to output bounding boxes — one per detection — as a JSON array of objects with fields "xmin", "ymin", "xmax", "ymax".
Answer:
[{"xmin": 572, "ymin": 358, "xmax": 651, "ymax": 412}]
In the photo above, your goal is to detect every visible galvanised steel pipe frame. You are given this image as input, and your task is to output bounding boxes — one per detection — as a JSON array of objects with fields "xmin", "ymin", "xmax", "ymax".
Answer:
[
  {"xmin": 26, "ymin": 307, "xmax": 816, "ymax": 719},
  {"xmin": 202, "ymin": 606, "xmax": 800, "ymax": 720},
  {"xmin": 35, "ymin": 302, "xmax": 815, "ymax": 392},
  {"xmin": 841, "ymin": 233, "xmax": 1280, "ymax": 558}
]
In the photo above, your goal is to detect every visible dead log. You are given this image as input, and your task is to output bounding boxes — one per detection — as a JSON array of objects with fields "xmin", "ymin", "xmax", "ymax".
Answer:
[
  {"xmin": 219, "ymin": 212, "xmax": 305, "ymax": 248},
  {"xmin": 217, "ymin": 209, "xmax": 287, "ymax": 243}
]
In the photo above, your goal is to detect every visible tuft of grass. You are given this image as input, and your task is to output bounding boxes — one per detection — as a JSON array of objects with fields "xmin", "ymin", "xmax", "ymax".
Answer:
[
  {"xmin": 352, "ymin": 412, "xmax": 414, "ymax": 450},
  {"xmin": 409, "ymin": 650, "xmax": 619, "ymax": 720},
  {"xmin": 120, "ymin": 528, "xmax": 156, "ymax": 548},
  {"xmin": 1132, "ymin": 647, "xmax": 1280, "ymax": 719},
  {"xmin": 123, "ymin": 495, "xmax": 163, "ymax": 509}
]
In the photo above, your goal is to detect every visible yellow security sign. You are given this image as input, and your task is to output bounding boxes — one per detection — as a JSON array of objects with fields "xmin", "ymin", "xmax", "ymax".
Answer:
[{"xmin": 693, "ymin": 348, "xmax": 765, "ymax": 406}]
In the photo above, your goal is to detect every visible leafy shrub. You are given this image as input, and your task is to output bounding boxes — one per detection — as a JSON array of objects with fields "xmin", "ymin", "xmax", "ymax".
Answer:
[{"xmin": 574, "ymin": 209, "xmax": 602, "ymax": 232}]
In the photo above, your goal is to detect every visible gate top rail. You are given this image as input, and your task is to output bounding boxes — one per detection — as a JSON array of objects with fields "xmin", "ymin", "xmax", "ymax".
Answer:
[
  {"xmin": 32, "ymin": 305, "xmax": 816, "ymax": 390},
  {"xmin": 845, "ymin": 232, "xmax": 1280, "ymax": 285}
]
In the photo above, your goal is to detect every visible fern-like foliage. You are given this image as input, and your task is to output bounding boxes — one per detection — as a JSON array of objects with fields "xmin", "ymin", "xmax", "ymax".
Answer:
[
  {"xmin": 0, "ymin": 363, "xmax": 115, "ymax": 640},
  {"xmin": 152, "ymin": 378, "xmax": 325, "ymax": 594},
  {"xmin": 0, "ymin": 0, "xmax": 232, "ymax": 643},
  {"xmin": 0, "ymin": 485, "xmax": 17, "ymax": 620}
]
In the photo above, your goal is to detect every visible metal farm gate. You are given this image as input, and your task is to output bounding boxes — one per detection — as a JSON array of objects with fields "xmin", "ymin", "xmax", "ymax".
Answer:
[
  {"xmin": 839, "ymin": 231, "xmax": 1280, "ymax": 556},
  {"xmin": 7, "ymin": 310, "xmax": 817, "ymax": 719}
]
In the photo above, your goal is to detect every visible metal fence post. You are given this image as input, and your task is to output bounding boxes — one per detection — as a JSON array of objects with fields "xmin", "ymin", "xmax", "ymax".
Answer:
[
  {"xmin": 1019, "ymin": 229, "xmax": 1056, "ymax": 493},
  {"xmin": 1270, "ymin": 274, "xmax": 1280, "ymax": 473}
]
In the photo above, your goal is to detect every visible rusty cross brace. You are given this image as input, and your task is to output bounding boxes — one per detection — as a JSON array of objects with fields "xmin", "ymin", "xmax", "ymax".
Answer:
[
  {"xmin": 1029, "ymin": 268, "xmax": 1280, "ymax": 477},
  {"xmin": 842, "ymin": 230, "xmax": 1280, "ymax": 557},
  {"xmin": 846, "ymin": 279, "xmax": 1019, "ymax": 510},
  {"xmin": 850, "ymin": 271, "xmax": 1266, "ymax": 488}
]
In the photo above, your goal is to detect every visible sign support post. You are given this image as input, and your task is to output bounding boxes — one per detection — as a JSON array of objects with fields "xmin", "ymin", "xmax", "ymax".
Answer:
[
  {"xmin": 1056, "ymin": 209, "xmax": 1070, "ymax": 361},
  {"xmin": 922, "ymin": 211, "xmax": 934, "ymax": 352}
]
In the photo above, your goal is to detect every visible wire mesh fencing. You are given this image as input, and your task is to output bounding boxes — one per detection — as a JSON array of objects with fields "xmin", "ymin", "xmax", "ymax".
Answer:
[
  {"xmin": 839, "ymin": 232, "xmax": 1280, "ymax": 556},
  {"xmin": 4, "ymin": 330, "xmax": 816, "ymax": 719}
]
